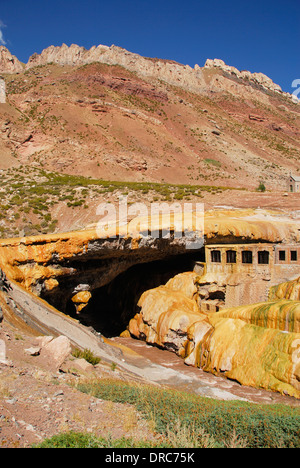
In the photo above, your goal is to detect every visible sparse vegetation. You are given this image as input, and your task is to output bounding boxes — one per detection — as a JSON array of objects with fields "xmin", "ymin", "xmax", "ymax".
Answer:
[
  {"xmin": 257, "ymin": 181, "xmax": 266, "ymax": 192},
  {"xmin": 0, "ymin": 165, "xmax": 243, "ymax": 238},
  {"xmin": 73, "ymin": 378, "xmax": 300, "ymax": 449}
]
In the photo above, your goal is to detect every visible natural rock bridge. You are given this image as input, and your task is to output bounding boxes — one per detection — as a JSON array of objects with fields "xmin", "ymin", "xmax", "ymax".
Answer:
[
  {"xmin": 0, "ymin": 208, "xmax": 300, "ymax": 398},
  {"xmin": 0, "ymin": 208, "xmax": 298, "ymax": 334}
]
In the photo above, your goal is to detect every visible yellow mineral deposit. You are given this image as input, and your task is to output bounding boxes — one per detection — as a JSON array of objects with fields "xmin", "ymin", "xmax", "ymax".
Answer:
[
  {"xmin": 129, "ymin": 285, "xmax": 207, "ymax": 356},
  {"xmin": 212, "ymin": 299, "xmax": 300, "ymax": 333},
  {"xmin": 269, "ymin": 277, "xmax": 300, "ymax": 301},
  {"xmin": 0, "ymin": 209, "xmax": 299, "ymax": 294},
  {"xmin": 71, "ymin": 291, "xmax": 92, "ymax": 313},
  {"xmin": 130, "ymin": 271, "xmax": 300, "ymax": 398},
  {"xmin": 164, "ymin": 271, "xmax": 200, "ymax": 301},
  {"xmin": 202, "ymin": 315, "xmax": 300, "ymax": 398}
]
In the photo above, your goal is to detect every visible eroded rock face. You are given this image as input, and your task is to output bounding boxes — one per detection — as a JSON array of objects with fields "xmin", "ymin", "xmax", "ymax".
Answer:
[
  {"xmin": 197, "ymin": 314, "xmax": 300, "ymax": 397},
  {"xmin": 25, "ymin": 43, "xmax": 207, "ymax": 94},
  {"xmin": 210, "ymin": 298, "xmax": 300, "ymax": 333},
  {"xmin": 129, "ymin": 271, "xmax": 300, "ymax": 398},
  {"xmin": 129, "ymin": 274, "xmax": 206, "ymax": 356},
  {"xmin": 204, "ymin": 58, "xmax": 285, "ymax": 96},
  {"xmin": 0, "ymin": 209, "xmax": 299, "ymax": 396}
]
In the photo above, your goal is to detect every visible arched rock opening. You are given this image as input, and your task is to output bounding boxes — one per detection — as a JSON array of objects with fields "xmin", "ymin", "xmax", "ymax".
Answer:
[{"xmin": 64, "ymin": 250, "xmax": 204, "ymax": 337}]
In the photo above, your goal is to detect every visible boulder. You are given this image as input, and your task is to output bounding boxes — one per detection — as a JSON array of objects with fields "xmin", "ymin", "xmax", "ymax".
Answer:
[
  {"xmin": 129, "ymin": 277, "xmax": 208, "ymax": 356},
  {"xmin": 71, "ymin": 291, "xmax": 92, "ymax": 313},
  {"xmin": 41, "ymin": 335, "xmax": 72, "ymax": 368},
  {"xmin": 35, "ymin": 335, "xmax": 54, "ymax": 347}
]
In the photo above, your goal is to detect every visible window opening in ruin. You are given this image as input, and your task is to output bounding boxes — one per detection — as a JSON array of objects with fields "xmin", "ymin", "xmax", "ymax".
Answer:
[
  {"xmin": 258, "ymin": 251, "xmax": 269, "ymax": 264},
  {"xmin": 242, "ymin": 250, "xmax": 253, "ymax": 264},
  {"xmin": 291, "ymin": 251, "xmax": 298, "ymax": 262},
  {"xmin": 211, "ymin": 250, "xmax": 221, "ymax": 263},
  {"xmin": 226, "ymin": 250, "xmax": 236, "ymax": 264},
  {"xmin": 279, "ymin": 250, "xmax": 286, "ymax": 261}
]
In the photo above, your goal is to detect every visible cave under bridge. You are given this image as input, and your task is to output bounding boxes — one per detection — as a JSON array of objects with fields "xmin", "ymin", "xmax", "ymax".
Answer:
[{"xmin": 42, "ymin": 241, "xmax": 206, "ymax": 338}]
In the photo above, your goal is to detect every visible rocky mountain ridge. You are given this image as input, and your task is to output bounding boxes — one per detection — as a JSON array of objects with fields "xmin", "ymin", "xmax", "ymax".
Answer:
[{"xmin": 0, "ymin": 44, "xmax": 297, "ymax": 102}]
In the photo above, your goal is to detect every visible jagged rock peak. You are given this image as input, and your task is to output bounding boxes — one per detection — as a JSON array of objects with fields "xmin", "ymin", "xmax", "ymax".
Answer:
[{"xmin": 0, "ymin": 46, "xmax": 24, "ymax": 74}]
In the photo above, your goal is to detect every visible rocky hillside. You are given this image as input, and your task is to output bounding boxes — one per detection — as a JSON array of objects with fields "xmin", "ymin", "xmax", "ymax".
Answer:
[
  {"xmin": 0, "ymin": 43, "xmax": 299, "ymax": 187},
  {"xmin": 0, "ymin": 43, "xmax": 299, "ymax": 237}
]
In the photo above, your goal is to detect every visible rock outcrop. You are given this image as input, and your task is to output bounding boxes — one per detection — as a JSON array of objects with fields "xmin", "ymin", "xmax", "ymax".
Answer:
[
  {"xmin": 204, "ymin": 58, "xmax": 283, "ymax": 95},
  {"xmin": 0, "ymin": 209, "xmax": 299, "ymax": 396},
  {"xmin": 128, "ymin": 274, "xmax": 206, "ymax": 357},
  {"xmin": 25, "ymin": 43, "xmax": 207, "ymax": 94},
  {"xmin": 0, "ymin": 209, "xmax": 298, "ymax": 309},
  {"xmin": 24, "ymin": 45, "xmax": 297, "ymax": 100},
  {"xmin": 0, "ymin": 209, "xmax": 298, "ymax": 300},
  {"xmin": 0, "ymin": 46, "xmax": 24, "ymax": 74}
]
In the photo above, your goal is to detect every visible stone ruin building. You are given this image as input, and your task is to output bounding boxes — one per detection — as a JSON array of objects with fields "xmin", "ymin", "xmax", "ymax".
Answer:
[
  {"xmin": 195, "ymin": 243, "xmax": 300, "ymax": 312},
  {"xmin": 289, "ymin": 174, "xmax": 300, "ymax": 193}
]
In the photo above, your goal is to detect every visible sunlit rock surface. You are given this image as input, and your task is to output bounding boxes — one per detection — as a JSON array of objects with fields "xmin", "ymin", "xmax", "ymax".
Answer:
[
  {"xmin": 129, "ymin": 273, "xmax": 206, "ymax": 357},
  {"xmin": 212, "ymin": 299, "xmax": 300, "ymax": 333},
  {"xmin": 0, "ymin": 209, "xmax": 298, "ymax": 297},
  {"xmin": 198, "ymin": 315, "xmax": 300, "ymax": 398}
]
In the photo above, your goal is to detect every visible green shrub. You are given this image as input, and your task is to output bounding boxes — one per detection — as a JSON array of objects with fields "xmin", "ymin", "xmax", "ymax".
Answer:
[
  {"xmin": 257, "ymin": 181, "xmax": 266, "ymax": 192},
  {"xmin": 34, "ymin": 431, "xmax": 168, "ymax": 448},
  {"xmin": 35, "ymin": 432, "xmax": 103, "ymax": 448},
  {"xmin": 71, "ymin": 348, "xmax": 101, "ymax": 365}
]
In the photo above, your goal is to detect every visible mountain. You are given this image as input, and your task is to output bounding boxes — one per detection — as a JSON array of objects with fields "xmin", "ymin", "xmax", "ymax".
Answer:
[{"xmin": 0, "ymin": 43, "xmax": 299, "ymax": 237}]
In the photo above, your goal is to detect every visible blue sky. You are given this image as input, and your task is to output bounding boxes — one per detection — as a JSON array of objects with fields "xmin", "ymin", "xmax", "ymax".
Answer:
[{"xmin": 0, "ymin": 0, "xmax": 299, "ymax": 93}]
